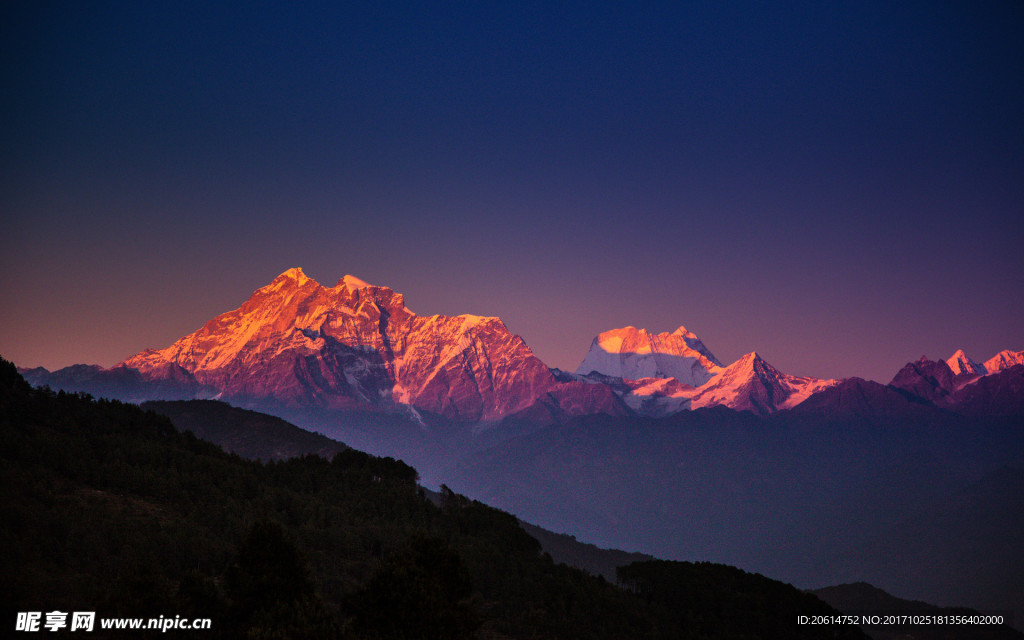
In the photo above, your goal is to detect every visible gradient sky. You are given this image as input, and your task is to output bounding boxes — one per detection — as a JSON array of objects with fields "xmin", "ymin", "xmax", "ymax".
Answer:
[{"xmin": 2, "ymin": 1, "xmax": 1022, "ymax": 383}]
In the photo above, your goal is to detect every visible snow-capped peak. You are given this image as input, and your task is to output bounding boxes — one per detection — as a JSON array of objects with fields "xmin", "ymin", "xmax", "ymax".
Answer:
[
  {"xmin": 672, "ymin": 325, "xmax": 699, "ymax": 340},
  {"xmin": 576, "ymin": 325, "xmax": 723, "ymax": 387},
  {"xmin": 983, "ymin": 349, "xmax": 1024, "ymax": 373},
  {"xmin": 736, "ymin": 351, "xmax": 764, "ymax": 367},
  {"xmin": 945, "ymin": 349, "xmax": 987, "ymax": 376},
  {"xmin": 684, "ymin": 351, "xmax": 836, "ymax": 415},
  {"xmin": 118, "ymin": 269, "xmax": 566, "ymax": 424},
  {"xmin": 340, "ymin": 274, "xmax": 372, "ymax": 291},
  {"xmin": 274, "ymin": 267, "xmax": 311, "ymax": 284},
  {"xmin": 259, "ymin": 268, "xmax": 319, "ymax": 296}
]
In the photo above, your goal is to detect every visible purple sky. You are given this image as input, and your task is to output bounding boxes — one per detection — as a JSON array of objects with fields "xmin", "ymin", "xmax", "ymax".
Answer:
[{"xmin": 2, "ymin": 1, "xmax": 1022, "ymax": 382}]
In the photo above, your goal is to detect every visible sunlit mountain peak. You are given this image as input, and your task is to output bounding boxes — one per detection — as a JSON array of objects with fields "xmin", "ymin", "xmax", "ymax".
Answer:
[
  {"xmin": 946, "ymin": 349, "xmax": 986, "ymax": 376},
  {"xmin": 577, "ymin": 325, "xmax": 723, "ymax": 387},
  {"xmin": 278, "ymin": 267, "xmax": 309, "ymax": 281},
  {"xmin": 339, "ymin": 274, "xmax": 373, "ymax": 291}
]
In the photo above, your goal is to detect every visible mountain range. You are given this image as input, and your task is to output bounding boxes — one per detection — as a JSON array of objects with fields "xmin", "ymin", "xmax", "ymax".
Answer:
[{"xmin": 20, "ymin": 268, "xmax": 1024, "ymax": 426}]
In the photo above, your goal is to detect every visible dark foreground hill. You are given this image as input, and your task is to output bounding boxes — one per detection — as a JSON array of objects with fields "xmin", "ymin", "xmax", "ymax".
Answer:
[
  {"xmin": 140, "ymin": 399, "xmax": 349, "ymax": 461},
  {"xmin": 0, "ymin": 357, "xmax": 866, "ymax": 639}
]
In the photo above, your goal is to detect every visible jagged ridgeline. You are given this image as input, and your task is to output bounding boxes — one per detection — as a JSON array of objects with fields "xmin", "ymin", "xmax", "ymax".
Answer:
[{"xmin": 0, "ymin": 358, "xmax": 865, "ymax": 639}]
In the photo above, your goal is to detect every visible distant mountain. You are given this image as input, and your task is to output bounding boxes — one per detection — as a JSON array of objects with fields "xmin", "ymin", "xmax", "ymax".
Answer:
[
  {"xmin": 948, "ymin": 349, "xmax": 988, "ymax": 376},
  {"xmin": 889, "ymin": 356, "xmax": 962, "ymax": 404},
  {"xmin": 985, "ymin": 349, "xmax": 1024, "ymax": 373},
  {"xmin": 570, "ymin": 346, "xmax": 836, "ymax": 417},
  {"xmin": 608, "ymin": 374, "xmax": 696, "ymax": 418},
  {"xmin": 572, "ymin": 324, "xmax": 839, "ymax": 416},
  {"xmin": 685, "ymin": 351, "xmax": 836, "ymax": 416},
  {"xmin": 950, "ymin": 364, "xmax": 1024, "ymax": 417},
  {"xmin": 788, "ymin": 376, "xmax": 947, "ymax": 424},
  {"xmin": 493, "ymin": 378, "xmax": 633, "ymax": 431},
  {"xmin": 18, "ymin": 363, "xmax": 209, "ymax": 402},
  {"xmin": 889, "ymin": 354, "xmax": 1024, "ymax": 416},
  {"xmin": 120, "ymin": 268, "xmax": 571, "ymax": 424},
  {"xmin": 576, "ymin": 325, "xmax": 723, "ymax": 387},
  {"xmin": 24, "ymin": 269, "xmax": 624, "ymax": 427}
]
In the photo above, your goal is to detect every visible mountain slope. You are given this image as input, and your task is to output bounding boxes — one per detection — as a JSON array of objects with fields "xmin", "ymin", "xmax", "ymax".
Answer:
[
  {"xmin": 18, "ymin": 363, "xmax": 210, "ymax": 402},
  {"xmin": 889, "ymin": 357, "xmax": 960, "ymax": 404},
  {"xmin": 985, "ymin": 350, "xmax": 1024, "ymax": 373},
  {"xmin": 949, "ymin": 364, "xmax": 1024, "ymax": 416},
  {"xmin": 141, "ymin": 399, "xmax": 349, "ymax": 461}
]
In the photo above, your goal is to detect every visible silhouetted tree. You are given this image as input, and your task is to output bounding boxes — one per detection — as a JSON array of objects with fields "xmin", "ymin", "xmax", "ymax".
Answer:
[
  {"xmin": 346, "ymin": 535, "xmax": 478, "ymax": 639},
  {"xmin": 225, "ymin": 520, "xmax": 335, "ymax": 638}
]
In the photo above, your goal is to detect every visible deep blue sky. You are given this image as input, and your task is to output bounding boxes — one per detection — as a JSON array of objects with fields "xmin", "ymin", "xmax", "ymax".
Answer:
[{"xmin": 2, "ymin": 1, "xmax": 1022, "ymax": 381}]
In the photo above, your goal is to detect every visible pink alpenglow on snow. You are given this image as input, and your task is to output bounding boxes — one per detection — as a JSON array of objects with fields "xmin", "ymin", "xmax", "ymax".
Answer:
[
  {"xmin": 575, "ymin": 325, "xmax": 836, "ymax": 416},
  {"xmin": 121, "ymin": 268, "xmax": 565, "ymax": 423},
  {"xmin": 576, "ymin": 325, "xmax": 723, "ymax": 387},
  {"xmin": 983, "ymin": 349, "xmax": 1024, "ymax": 373}
]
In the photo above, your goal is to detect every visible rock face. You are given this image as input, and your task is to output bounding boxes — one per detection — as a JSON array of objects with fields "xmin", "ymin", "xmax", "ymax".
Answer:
[
  {"xmin": 890, "ymin": 352, "xmax": 1024, "ymax": 417},
  {"xmin": 889, "ymin": 357, "xmax": 960, "ymax": 405},
  {"xmin": 120, "ymin": 268, "xmax": 560, "ymax": 423}
]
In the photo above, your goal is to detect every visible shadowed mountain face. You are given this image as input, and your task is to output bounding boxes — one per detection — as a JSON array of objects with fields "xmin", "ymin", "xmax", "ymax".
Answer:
[
  {"xmin": 890, "ymin": 357, "xmax": 1024, "ymax": 416},
  {"xmin": 889, "ymin": 357, "xmax": 961, "ymax": 404}
]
